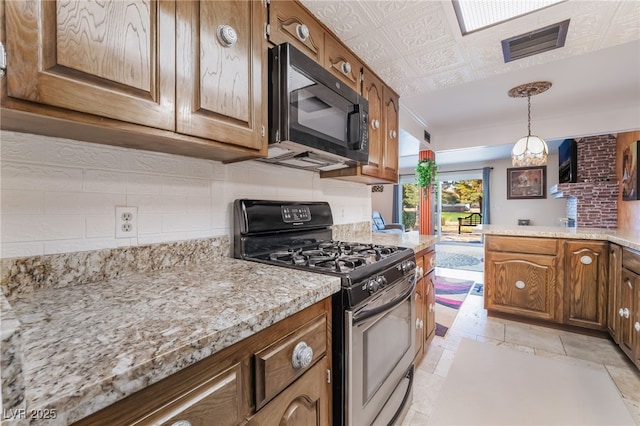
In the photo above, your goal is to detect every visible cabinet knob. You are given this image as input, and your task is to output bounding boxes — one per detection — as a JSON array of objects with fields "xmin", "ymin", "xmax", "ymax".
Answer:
[
  {"xmin": 341, "ymin": 62, "xmax": 352, "ymax": 75},
  {"xmin": 371, "ymin": 119, "xmax": 380, "ymax": 130},
  {"xmin": 429, "ymin": 303, "xmax": 435, "ymax": 312},
  {"xmin": 622, "ymin": 308, "xmax": 630, "ymax": 319},
  {"xmin": 292, "ymin": 341, "xmax": 313, "ymax": 369},
  {"xmin": 429, "ymin": 257, "xmax": 436, "ymax": 268},
  {"xmin": 579, "ymin": 255, "xmax": 593, "ymax": 265},
  {"xmin": 635, "ymin": 322, "xmax": 640, "ymax": 332},
  {"xmin": 217, "ymin": 25, "xmax": 238, "ymax": 47},
  {"xmin": 296, "ymin": 24, "xmax": 310, "ymax": 42},
  {"xmin": 515, "ymin": 280, "xmax": 526, "ymax": 289},
  {"xmin": 171, "ymin": 421, "xmax": 192, "ymax": 426},
  {"xmin": 389, "ymin": 129, "xmax": 397, "ymax": 139},
  {"xmin": 416, "ymin": 318, "xmax": 424, "ymax": 329}
]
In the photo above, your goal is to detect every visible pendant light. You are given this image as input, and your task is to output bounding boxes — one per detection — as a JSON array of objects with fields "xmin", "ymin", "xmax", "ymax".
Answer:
[{"xmin": 508, "ymin": 81, "xmax": 552, "ymax": 167}]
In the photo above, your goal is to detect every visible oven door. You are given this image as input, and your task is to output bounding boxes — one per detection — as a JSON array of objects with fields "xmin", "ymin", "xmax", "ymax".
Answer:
[{"xmin": 346, "ymin": 275, "xmax": 416, "ymax": 425}]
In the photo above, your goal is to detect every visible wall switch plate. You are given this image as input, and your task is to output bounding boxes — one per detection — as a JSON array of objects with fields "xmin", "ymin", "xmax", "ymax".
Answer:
[{"xmin": 115, "ymin": 206, "xmax": 138, "ymax": 238}]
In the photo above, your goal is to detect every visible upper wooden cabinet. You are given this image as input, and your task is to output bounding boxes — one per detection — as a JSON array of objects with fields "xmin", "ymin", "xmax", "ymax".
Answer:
[
  {"xmin": 324, "ymin": 33, "xmax": 362, "ymax": 92},
  {"xmin": 267, "ymin": 0, "xmax": 324, "ymax": 63},
  {"xmin": 381, "ymin": 86, "xmax": 400, "ymax": 182},
  {"xmin": 2, "ymin": 0, "xmax": 268, "ymax": 162},
  {"xmin": 5, "ymin": 0, "xmax": 175, "ymax": 130},
  {"xmin": 176, "ymin": 0, "xmax": 266, "ymax": 151}
]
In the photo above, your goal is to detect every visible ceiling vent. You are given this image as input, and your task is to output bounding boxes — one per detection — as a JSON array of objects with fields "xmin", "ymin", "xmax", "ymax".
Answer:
[
  {"xmin": 502, "ymin": 19, "xmax": 570, "ymax": 63},
  {"xmin": 424, "ymin": 130, "xmax": 431, "ymax": 144}
]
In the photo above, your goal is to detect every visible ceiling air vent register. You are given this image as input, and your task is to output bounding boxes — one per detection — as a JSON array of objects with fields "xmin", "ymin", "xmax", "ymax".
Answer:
[{"xmin": 502, "ymin": 19, "xmax": 570, "ymax": 63}]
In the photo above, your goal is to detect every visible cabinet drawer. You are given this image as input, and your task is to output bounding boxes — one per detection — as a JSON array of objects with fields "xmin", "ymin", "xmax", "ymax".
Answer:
[
  {"xmin": 486, "ymin": 236, "xmax": 557, "ymax": 255},
  {"xmin": 623, "ymin": 248, "xmax": 640, "ymax": 275},
  {"xmin": 255, "ymin": 314, "xmax": 327, "ymax": 408},
  {"xmin": 423, "ymin": 250, "xmax": 436, "ymax": 274}
]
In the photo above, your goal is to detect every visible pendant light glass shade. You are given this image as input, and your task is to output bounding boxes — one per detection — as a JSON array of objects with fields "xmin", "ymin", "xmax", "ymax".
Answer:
[
  {"xmin": 508, "ymin": 81, "xmax": 552, "ymax": 167},
  {"xmin": 511, "ymin": 135, "xmax": 548, "ymax": 166}
]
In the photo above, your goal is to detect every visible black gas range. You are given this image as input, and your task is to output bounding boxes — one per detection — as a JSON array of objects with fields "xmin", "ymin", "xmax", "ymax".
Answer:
[{"xmin": 233, "ymin": 199, "xmax": 416, "ymax": 425}]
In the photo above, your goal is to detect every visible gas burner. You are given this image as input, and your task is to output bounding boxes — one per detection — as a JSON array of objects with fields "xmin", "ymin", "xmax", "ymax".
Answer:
[
  {"xmin": 269, "ymin": 250, "xmax": 307, "ymax": 265},
  {"xmin": 311, "ymin": 256, "xmax": 367, "ymax": 272}
]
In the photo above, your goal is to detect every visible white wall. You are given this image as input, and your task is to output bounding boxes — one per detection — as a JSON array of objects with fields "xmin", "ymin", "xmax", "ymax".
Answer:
[
  {"xmin": 371, "ymin": 184, "xmax": 395, "ymax": 223},
  {"xmin": 0, "ymin": 131, "xmax": 371, "ymax": 258},
  {"xmin": 437, "ymin": 153, "xmax": 567, "ymax": 227}
]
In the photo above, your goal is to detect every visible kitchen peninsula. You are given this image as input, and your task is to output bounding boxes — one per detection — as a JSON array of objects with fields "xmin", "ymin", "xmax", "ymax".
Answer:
[{"xmin": 480, "ymin": 225, "xmax": 640, "ymax": 368}]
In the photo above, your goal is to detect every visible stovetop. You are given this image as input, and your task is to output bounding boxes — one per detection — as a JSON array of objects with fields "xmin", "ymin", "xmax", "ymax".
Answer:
[{"xmin": 259, "ymin": 241, "xmax": 407, "ymax": 274}]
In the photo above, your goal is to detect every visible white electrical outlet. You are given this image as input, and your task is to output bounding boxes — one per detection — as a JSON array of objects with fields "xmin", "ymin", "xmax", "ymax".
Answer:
[{"xmin": 115, "ymin": 206, "xmax": 138, "ymax": 238}]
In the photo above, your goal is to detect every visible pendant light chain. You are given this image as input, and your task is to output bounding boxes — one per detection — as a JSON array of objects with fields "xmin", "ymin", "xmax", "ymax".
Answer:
[{"xmin": 527, "ymin": 94, "xmax": 532, "ymax": 137}]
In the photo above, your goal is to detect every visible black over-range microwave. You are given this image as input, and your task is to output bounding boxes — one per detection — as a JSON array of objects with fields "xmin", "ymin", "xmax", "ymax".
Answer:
[{"xmin": 261, "ymin": 43, "xmax": 369, "ymax": 172}]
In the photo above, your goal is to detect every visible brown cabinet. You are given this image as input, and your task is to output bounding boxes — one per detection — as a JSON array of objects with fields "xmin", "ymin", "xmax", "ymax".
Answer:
[
  {"xmin": 617, "ymin": 248, "xmax": 640, "ymax": 368},
  {"xmin": 608, "ymin": 244, "xmax": 623, "ymax": 342},
  {"xmin": 267, "ymin": 0, "xmax": 324, "ymax": 63},
  {"xmin": 176, "ymin": 0, "xmax": 267, "ymax": 151},
  {"xmin": 485, "ymin": 236, "xmax": 560, "ymax": 322},
  {"xmin": 414, "ymin": 246, "xmax": 436, "ymax": 364},
  {"xmin": 563, "ymin": 241, "xmax": 608, "ymax": 329},
  {"xmin": 73, "ymin": 299, "xmax": 332, "ymax": 425},
  {"xmin": 2, "ymin": 0, "xmax": 267, "ymax": 162},
  {"xmin": 324, "ymin": 33, "xmax": 363, "ymax": 92},
  {"xmin": 381, "ymin": 86, "xmax": 400, "ymax": 182}
]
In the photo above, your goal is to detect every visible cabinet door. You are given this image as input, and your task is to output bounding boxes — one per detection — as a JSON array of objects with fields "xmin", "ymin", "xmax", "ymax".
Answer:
[
  {"xmin": 381, "ymin": 86, "xmax": 399, "ymax": 182},
  {"xmin": 414, "ymin": 256, "xmax": 425, "ymax": 361},
  {"xmin": 324, "ymin": 34, "xmax": 362, "ymax": 92},
  {"xmin": 268, "ymin": 0, "xmax": 324, "ymax": 63},
  {"xmin": 425, "ymin": 270, "xmax": 436, "ymax": 344},
  {"xmin": 248, "ymin": 357, "xmax": 330, "ymax": 426},
  {"xmin": 5, "ymin": 0, "xmax": 175, "ymax": 130},
  {"xmin": 619, "ymin": 269, "xmax": 637, "ymax": 361},
  {"xmin": 608, "ymin": 244, "xmax": 623, "ymax": 342},
  {"xmin": 564, "ymin": 241, "xmax": 608, "ymax": 329},
  {"xmin": 176, "ymin": 0, "xmax": 266, "ymax": 151},
  {"xmin": 360, "ymin": 68, "xmax": 384, "ymax": 179},
  {"xmin": 485, "ymin": 252, "xmax": 558, "ymax": 321}
]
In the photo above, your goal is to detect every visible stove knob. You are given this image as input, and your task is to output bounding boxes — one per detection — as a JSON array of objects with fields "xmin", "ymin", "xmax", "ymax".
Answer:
[
  {"xmin": 376, "ymin": 276, "xmax": 387, "ymax": 288},
  {"xmin": 402, "ymin": 260, "xmax": 416, "ymax": 274},
  {"xmin": 367, "ymin": 279, "xmax": 379, "ymax": 293}
]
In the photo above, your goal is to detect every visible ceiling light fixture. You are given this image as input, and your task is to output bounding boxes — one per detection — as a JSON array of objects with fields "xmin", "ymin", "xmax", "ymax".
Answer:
[{"xmin": 508, "ymin": 81, "xmax": 552, "ymax": 167}]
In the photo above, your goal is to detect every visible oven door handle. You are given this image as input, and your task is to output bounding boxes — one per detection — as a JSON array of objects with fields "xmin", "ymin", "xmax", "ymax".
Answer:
[{"xmin": 353, "ymin": 276, "xmax": 416, "ymax": 325}]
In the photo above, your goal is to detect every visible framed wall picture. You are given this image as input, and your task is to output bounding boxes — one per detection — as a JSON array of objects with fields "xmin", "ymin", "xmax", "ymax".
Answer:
[
  {"xmin": 507, "ymin": 166, "xmax": 547, "ymax": 199},
  {"xmin": 621, "ymin": 140, "xmax": 639, "ymax": 201}
]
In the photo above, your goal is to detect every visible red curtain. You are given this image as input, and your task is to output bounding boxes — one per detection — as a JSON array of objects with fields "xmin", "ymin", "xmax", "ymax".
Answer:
[{"xmin": 419, "ymin": 150, "xmax": 435, "ymax": 235}]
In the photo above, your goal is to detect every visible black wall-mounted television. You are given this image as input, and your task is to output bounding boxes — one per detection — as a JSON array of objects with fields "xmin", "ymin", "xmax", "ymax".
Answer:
[{"xmin": 558, "ymin": 138, "xmax": 578, "ymax": 183}]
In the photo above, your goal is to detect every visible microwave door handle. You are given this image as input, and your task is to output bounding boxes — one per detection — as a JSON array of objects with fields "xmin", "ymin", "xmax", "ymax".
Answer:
[
  {"xmin": 347, "ymin": 105, "xmax": 363, "ymax": 150},
  {"xmin": 353, "ymin": 276, "xmax": 416, "ymax": 325}
]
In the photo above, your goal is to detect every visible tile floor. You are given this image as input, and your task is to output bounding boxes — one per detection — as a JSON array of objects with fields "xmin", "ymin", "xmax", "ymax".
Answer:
[{"xmin": 402, "ymin": 266, "xmax": 640, "ymax": 426}]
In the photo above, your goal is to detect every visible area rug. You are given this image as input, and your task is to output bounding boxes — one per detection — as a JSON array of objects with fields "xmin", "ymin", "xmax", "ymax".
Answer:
[
  {"xmin": 435, "ymin": 243, "xmax": 484, "ymax": 272},
  {"xmin": 428, "ymin": 339, "xmax": 634, "ymax": 425},
  {"xmin": 434, "ymin": 275, "xmax": 474, "ymax": 337}
]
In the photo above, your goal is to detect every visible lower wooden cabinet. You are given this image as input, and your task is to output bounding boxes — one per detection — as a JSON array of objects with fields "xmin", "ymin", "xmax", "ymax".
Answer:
[
  {"xmin": 615, "ymin": 248, "xmax": 640, "ymax": 368},
  {"xmin": 248, "ymin": 357, "xmax": 329, "ymax": 426},
  {"xmin": 608, "ymin": 244, "xmax": 623, "ymax": 342},
  {"xmin": 564, "ymin": 240, "xmax": 608, "ymax": 329},
  {"xmin": 73, "ymin": 299, "xmax": 332, "ymax": 425},
  {"xmin": 414, "ymin": 246, "xmax": 436, "ymax": 363}
]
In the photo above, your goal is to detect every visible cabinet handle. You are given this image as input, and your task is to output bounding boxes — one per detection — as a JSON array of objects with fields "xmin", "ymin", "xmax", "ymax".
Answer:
[
  {"xmin": 515, "ymin": 280, "xmax": 526, "ymax": 289},
  {"xmin": 429, "ymin": 257, "xmax": 436, "ymax": 268},
  {"xmin": 622, "ymin": 308, "xmax": 630, "ymax": 319},
  {"xmin": 416, "ymin": 318, "xmax": 424, "ymax": 329},
  {"xmin": 292, "ymin": 341, "xmax": 313, "ymax": 369},
  {"xmin": 296, "ymin": 24, "xmax": 310, "ymax": 42},
  {"xmin": 341, "ymin": 62, "xmax": 352, "ymax": 75},
  {"xmin": 171, "ymin": 421, "xmax": 192, "ymax": 426},
  {"xmin": 635, "ymin": 322, "xmax": 640, "ymax": 332},
  {"xmin": 217, "ymin": 25, "xmax": 238, "ymax": 47},
  {"xmin": 626, "ymin": 279, "xmax": 633, "ymax": 289},
  {"xmin": 429, "ymin": 303, "xmax": 435, "ymax": 312},
  {"xmin": 580, "ymin": 255, "xmax": 593, "ymax": 265},
  {"xmin": 371, "ymin": 119, "xmax": 380, "ymax": 130},
  {"xmin": 389, "ymin": 129, "xmax": 397, "ymax": 139}
]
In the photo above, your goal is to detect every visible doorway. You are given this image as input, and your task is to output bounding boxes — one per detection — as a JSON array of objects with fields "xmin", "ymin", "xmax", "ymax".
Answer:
[{"xmin": 436, "ymin": 171, "xmax": 483, "ymax": 243}]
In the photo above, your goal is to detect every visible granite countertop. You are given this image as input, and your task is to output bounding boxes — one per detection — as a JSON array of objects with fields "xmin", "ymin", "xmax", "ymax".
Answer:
[
  {"xmin": 370, "ymin": 231, "xmax": 439, "ymax": 253},
  {"xmin": 478, "ymin": 225, "xmax": 640, "ymax": 251},
  {"xmin": 2, "ymin": 257, "xmax": 341, "ymax": 425}
]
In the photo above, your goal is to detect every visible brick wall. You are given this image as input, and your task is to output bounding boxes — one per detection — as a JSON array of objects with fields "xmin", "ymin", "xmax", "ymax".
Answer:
[{"xmin": 556, "ymin": 134, "xmax": 618, "ymax": 228}]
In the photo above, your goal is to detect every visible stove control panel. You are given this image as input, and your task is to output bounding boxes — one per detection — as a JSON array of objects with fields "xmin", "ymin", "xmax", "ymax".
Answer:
[{"xmin": 281, "ymin": 205, "xmax": 311, "ymax": 223}]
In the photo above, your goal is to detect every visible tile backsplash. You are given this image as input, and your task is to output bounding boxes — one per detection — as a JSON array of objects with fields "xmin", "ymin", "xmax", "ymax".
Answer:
[{"xmin": 1, "ymin": 131, "xmax": 371, "ymax": 258}]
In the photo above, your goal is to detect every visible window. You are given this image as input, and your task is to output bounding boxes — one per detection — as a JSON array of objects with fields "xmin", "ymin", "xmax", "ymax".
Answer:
[{"xmin": 453, "ymin": 0, "xmax": 564, "ymax": 34}]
